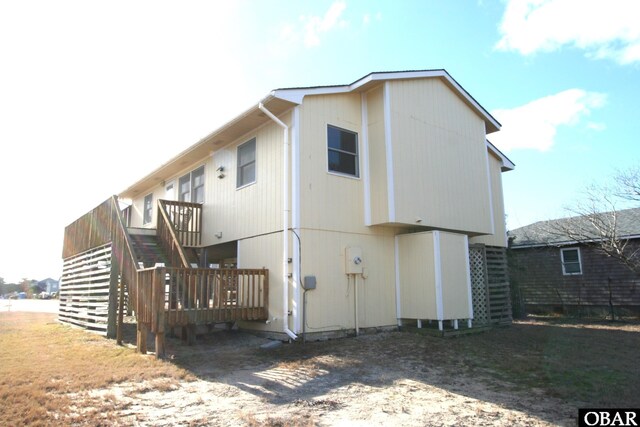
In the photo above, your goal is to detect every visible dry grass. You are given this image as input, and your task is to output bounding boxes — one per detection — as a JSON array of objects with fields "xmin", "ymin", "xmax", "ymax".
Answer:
[
  {"xmin": 1, "ymin": 311, "xmax": 639, "ymax": 426},
  {"xmin": 0, "ymin": 312, "xmax": 194, "ymax": 426}
]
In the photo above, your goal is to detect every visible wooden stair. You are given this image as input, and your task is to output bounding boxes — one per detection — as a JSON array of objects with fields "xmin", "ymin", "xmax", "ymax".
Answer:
[{"xmin": 129, "ymin": 233, "xmax": 171, "ymax": 268}]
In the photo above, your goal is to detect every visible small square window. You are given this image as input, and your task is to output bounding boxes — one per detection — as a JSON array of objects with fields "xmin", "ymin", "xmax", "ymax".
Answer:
[
  {"xmin": 327, "ymin": 125, "xmax": 359, "ymax": 177},
  {"xmin": 237, "ymin": 138, "xmax": 256, "ymax": 188},
  {"xmin": 561, "ymin": 248, "xmax": 582, "ymax": 275}
]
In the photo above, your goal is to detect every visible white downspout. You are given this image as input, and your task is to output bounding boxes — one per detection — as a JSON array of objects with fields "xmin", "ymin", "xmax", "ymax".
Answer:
[{"xmin": 259, "ymin": 102, "xmax": 298, "ymax": 341}]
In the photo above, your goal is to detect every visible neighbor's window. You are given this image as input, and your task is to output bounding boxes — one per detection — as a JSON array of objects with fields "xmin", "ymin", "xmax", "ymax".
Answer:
[
  {"xmin": 179, "ymin": 165, "xmax": 205, "ymax": 203},
  {"xmin": 143, "ymin": 193, "xmax": 153, "ymax": 225},
  {"xmin": 561, "ymin": 248, "xmax": 582, "ymax": 275},
  {"xmin": 327, "ymin": 125, "xmax": 359, "ymax": 177},
  {"xmin": 237, "ymin": 138, "xmax": 256, "ymax": 188}
]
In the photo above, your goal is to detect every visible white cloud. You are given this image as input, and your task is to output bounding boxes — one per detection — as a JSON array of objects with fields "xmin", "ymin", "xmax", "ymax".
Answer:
[
  {"xmin": 363, "ymin": 11, "xmax": 382, "ymax": 26},
  {"xmin": 496, "ymin": 0, "xmax": 640, "ymax": 64},
  {"xmin": 303, "ymin": 1, "xmax": 348, "ymax": 47},
  {"xmin": 587, "ymin": 122, "xmax": 607, "ymax": 131},
  {"xmin": 490, "ymin": 89, "xmax": 607, "ymax": 151}
]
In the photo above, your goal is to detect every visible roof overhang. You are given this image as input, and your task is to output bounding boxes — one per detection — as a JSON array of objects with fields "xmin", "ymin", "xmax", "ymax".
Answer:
[
  {"xmin": 120, "ymin": 69, "xmax": 504, "ymax": 199},
  {"xmin": 119, "ymin": 95, "xmax": 297, "ymax": 199},
  {"xmin": 486, "ymin": 139, "xmax": 515, "ymax": 172}
]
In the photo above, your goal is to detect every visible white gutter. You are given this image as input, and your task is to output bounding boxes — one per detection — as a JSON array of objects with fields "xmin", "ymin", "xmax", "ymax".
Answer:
[{"xmin": 258, "ymin": 102, "xmax": 298, "ymax": 341}]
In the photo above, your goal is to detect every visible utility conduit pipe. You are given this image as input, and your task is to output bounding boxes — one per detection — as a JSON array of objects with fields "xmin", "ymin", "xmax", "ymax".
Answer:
[{"xmin": 258, "ymin": 102, "xmax": 298, "ymax": 341}]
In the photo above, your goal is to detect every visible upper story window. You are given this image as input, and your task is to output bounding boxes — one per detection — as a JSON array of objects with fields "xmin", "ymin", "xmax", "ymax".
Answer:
[
  {"xmin": 179, "ymin": 165, "xmax": 205, "ymax": 203},
  {"xmin": 327, "ymin": 125, "xmax": 359, "ymax": 177},
  {"xmin": 143, "ymin": 193, "xmax": 153, "ymax": 225},
  {"xmin": 561, "ymin": 248, "xmax": 582, "ymax": 275},
  {"xmin": 237, "ymin": 138, "xmax": 256, "ymax": 188}
]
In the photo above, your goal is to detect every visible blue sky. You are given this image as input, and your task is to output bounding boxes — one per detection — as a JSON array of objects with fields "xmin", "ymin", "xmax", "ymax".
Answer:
[{"xmin": 1, "ymin": 0, "xmax": 638, "ymax": 282}]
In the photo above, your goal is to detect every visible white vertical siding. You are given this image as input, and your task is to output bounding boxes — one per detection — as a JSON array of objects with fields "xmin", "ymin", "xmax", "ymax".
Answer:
[
  {"xmin": 438, "ymin": 232, "xmax": 472, "ymax": 319},
  {"xmin": 236, "ymin": 232, "xmax": 285, "ymax": 333},
  {"xmin": 298, "ymin": 93, "xmax": 366, "ymax": 233},
  {"xmin": 397, "ymin": 231, "xmax": 471, "ymax": 321},
  {"xmin": 203, "ymin": 117, "xmax": 287, "ymax": 246},
  {"xmin": 386, "ymin": 79, "xmax": 493, "ymax": 234},
  {"xmin": 469, "ymin": 152, "xmax": 508, "ymax": 247},
  {"xmin": 366, "ymin": 86, "xmax": 390, "ymax": 225},
  {"xmin": 300, "ymin": 229, "xmax": 398, "ymax": 332},
  {"xmin": 397, "ymin": 232, "xmax": 438, "ymax": 319}
]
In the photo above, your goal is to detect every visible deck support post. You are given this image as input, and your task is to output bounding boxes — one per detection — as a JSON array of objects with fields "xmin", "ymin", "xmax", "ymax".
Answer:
[
  {"xmin": 155, "ymin": 332, "xmax": 165, "ymax": 359},
  {"xmin": 137, "ymin": 323, "xmax": 148, "ymax": 354},
  {"xmin": 181, "ymin": 324, "xmax": 196, "ymax": 346}
]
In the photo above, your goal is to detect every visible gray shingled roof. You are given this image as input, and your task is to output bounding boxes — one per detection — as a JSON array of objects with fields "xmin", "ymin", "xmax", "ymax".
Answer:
[{"xmin": 508, "ymin": 207, "xmax": 640, "ymax": 248}]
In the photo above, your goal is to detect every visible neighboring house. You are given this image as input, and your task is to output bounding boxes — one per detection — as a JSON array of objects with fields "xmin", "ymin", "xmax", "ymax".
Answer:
[
  {"xmin": 508, "ymin": 208, "xmax": 640, "ymax": 315},
  {"xmin": 60, "ymin": 70, "xmax": 514, "ymax": 351},
  {"xmin": 37, "ymin": 278, "xmax": 59, "ymax": 295}
]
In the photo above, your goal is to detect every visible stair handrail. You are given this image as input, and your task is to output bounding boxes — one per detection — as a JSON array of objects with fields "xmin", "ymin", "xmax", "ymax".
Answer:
[
  {"xmin": 156, "ymin": 199, "xmax": 191, "ymax": 268},
  {"xmin": 108, "ymin": 195, "xmax": 143, "ymax": 343}
]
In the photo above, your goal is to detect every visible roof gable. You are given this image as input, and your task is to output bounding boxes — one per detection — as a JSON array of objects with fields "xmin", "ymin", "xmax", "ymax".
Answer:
[{"xmin": 272, "ymin": 69, "xmax": 501, "ymax": 134}]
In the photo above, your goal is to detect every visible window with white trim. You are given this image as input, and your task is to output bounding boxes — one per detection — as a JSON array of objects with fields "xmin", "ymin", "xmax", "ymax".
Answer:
[
  {"xmin": 327, "ymin": 125, "xmax": 359, "ymax": 177},
  {"xmin": 178, "ymin": 166, "xmax": 205, "ymax": 203},
  {"xmin": 237, "ymin": 138, "xmax": 256, "ymax": 188},
  {"xmin": 561, "ymin": 248, "xmax": 582, "ymax": 275},
  {"xmin": 143, "ymin": 193, "xmax": 153, "ymax": 225}
]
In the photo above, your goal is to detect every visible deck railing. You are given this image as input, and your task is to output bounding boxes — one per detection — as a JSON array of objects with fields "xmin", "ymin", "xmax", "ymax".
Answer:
[
  {"xmin": 158, "ymin": 199, "xmax": 202, "ymax": 247},
  {"xmin": 135, "ymin": 267, "xmax": 269, "ymax": 356},
  {"xmin": 136, "ymin": 267, "xmax": 269, "ymax": 325},
  {"xmin": 156, "ymin": 200, "xmax": 192, "ymax": 268}
]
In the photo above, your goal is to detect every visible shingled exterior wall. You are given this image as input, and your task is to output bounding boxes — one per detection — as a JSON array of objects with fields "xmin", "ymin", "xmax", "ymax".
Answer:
[{"xmin": 509, "ymin": 240, "xmax": 640, "ymax": 315}]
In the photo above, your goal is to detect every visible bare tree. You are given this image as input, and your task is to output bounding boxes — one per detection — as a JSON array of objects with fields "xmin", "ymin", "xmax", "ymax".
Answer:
[
  {"xmin": 615, "ymin": 165, "xmax": 640, "ymax": 203},
  {"xmin": 546, "ymin": 167, "xmax": 640, "ymax": 275}
]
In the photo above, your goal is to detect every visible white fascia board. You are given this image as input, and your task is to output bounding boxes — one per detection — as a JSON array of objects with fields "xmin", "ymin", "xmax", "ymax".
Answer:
[
  {"xmin": 271, "ymin": 86, "xmax": 351, "ymax": 104},
  {"xmin": 486, "ymin": 140, "xmax": 515, "ymax": 171}
]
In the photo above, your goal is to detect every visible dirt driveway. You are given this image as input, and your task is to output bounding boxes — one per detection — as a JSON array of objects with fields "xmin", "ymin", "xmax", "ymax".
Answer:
[{"xmin": 77, "ymin": 322, "xmax": 598, "ymax": 426}]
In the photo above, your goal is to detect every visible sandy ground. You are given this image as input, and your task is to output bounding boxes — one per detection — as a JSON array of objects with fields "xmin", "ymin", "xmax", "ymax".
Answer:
[
  {"xmin": 75, "ymin": 328, "xmax": 577, "ymax": 426},
  {"xmin": 0, "ymin": 298, "xmax": 59, "ymax": 313}
]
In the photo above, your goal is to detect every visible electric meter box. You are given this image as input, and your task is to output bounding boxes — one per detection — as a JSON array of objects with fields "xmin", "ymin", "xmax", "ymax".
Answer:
[{"xmin": 345, "ymin": 246, "xmax": 364, "ymax": 274}]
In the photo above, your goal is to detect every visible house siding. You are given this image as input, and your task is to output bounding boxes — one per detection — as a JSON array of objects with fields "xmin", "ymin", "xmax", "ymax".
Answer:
[
  {"xmin": 366, "ymin": 85, "xmax": 389, "ymax": 225},
  {"xmin": 205, "ymin": 117, "xmax": 286, "ymax": 245},
  {"xmin": 510, "ymin": 242, "xmax": 640, "ymax": 311},
  {"xmin": 397, "ymin": 231, "xmax": 472, "ymax": 321},
  {"xmin": 469, "ymin": 152, "xmax": 508, "ymax": 247},
  {"xmin": 299, "ymin": 229, "xmax": 399, "ymax": 332},
  {"xmin": 387, "ymin": 79, "xmax": 493, "ymax": 234}
]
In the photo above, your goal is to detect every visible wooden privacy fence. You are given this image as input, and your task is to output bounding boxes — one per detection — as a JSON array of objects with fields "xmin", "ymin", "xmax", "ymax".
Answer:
[{"xmin": 60, "ymin": 196, "xmax": 139, "ymax": 340}]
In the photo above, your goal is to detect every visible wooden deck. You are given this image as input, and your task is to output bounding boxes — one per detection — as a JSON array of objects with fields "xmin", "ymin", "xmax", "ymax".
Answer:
[{"xmin": 60, "ymin": 196, "xmax": 269, "ymax": 358}]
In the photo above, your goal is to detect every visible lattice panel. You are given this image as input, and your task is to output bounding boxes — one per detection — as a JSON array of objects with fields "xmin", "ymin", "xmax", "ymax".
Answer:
[{"xmin": 469, "ymin": 245, "xmax": 489, "ymax": 325}]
